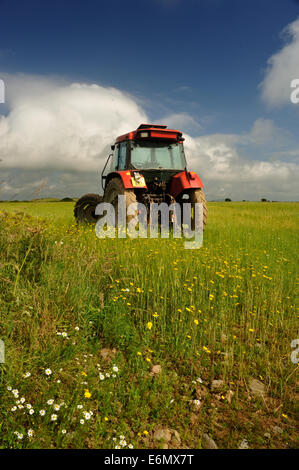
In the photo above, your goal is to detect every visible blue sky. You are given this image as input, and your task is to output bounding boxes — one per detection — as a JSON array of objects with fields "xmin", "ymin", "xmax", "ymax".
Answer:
[{"xmin": 0, "ymin": 0, "xmax": 299, "ymax": 200}]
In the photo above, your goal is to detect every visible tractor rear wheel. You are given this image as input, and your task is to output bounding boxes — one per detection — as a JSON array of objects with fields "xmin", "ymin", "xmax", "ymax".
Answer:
[
  {"xmin": 103, "ymin": 177, "xmax": 137, "ymax": 224},
  {"xmin": 74, "ymin": 193, "xmax": 103, "ymax": 224},
  {"xmin": 189, "ymin": 189, "xmax": 207, "ymax": 231}
]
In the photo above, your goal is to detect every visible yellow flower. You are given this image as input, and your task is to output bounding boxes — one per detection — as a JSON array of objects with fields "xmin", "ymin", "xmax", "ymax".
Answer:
[
  {"xmin": 147, "ymin": 322, "xmax": 153, "ymax": 330},
  {"xmin": 194, "ymin": 319, "xmax": 199, "ymax": 325},
  {"xmin": 104, "ymin": 417, "xmax": 109, "ymax": 421},
  {"xmin": 84, "ymin": 389, "xmax": 91, "ymax": 398},
  {"xmin": 143, "ymin": 430, "xmax": 148, "ymax": 435},
  {"xmin": 81, "ymin": 371, "xmax": 87, "ymax": 377},
  {"xmin": 137, "ymin": 351, "xmax": 142, "ymax": 356}
]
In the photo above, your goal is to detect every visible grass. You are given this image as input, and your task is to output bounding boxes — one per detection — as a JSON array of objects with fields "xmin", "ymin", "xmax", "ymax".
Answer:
[{"xmin": 0, "ymin": 200, "xmax": 298, "ymax": 449}]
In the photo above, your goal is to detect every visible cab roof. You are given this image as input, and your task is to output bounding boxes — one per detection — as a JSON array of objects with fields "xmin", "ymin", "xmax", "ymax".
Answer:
[{"xmin": 115, "ymin": 124, "xmax": 183, "ymax": 144}]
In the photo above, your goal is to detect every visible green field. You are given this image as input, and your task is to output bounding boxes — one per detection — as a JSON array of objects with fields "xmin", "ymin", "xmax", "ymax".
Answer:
[{"xmin": 0, "ymin": 201, "xmax": 298, "ymax": 449}]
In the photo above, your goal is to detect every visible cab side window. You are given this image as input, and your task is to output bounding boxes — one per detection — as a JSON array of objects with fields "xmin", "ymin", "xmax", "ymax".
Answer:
[{"xmin": 118, "ymin": 142, "xmax": 127, "ymax": 170}]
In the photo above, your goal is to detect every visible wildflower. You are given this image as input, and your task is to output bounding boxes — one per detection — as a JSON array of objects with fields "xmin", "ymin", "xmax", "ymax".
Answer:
[
  {"xmin": 143, "ymin": 431, "xmax": 148, "ymax": 436},
  {"xmin": 45, "ymin": 368, "xmax": 52, "ymax": 376},
  {"xmin": 11, "ymin": 406, "xmax": 17, "ymax": 412},
  {"xmin": 53, "ymin": 404, "xmax": 60, "ymax": 411},
  {"xmin": 105, "ymin": 373, "xmax": 110, "ymax": 378},
  {"xmin": 104, "ymin": 417, "xmax": 109, "ymax": 421},
  {"xmin": 83, "ymin": 412, "xmax": 91, "ymax": 420},
  {"xmin": 115, "ymin": 445, "xmax": 120, "ymax": 449},
  {"xmin": 282, "ymin": 413, "xmax": 288, "ymax": 419},
  {"xmin": 193, "ymin": 399, "xmax": 201, "ymax": 406},
  {"xmin": 81, "ymin": 371, "xmax": 87, "ymax": 377},
  {"xmin": 51, "ymin": 414, "xmax": 57, "ymax": 421},
  {"xmin": 119, "ymin": 439, "xmax": 127, "ymax": 447},
  {"xmin": 77, "ymin": 404, "xmax": 83, "ymax": 409},
  {"xmin": 7, "ymin": 386, "xmax": 12, "ymax": 391},
  {"xmin": 128, "ymin": 444, "xmax": 134, "ymax": 449},
  {"xmin": 194, "ymin": 319, "xmax": 199, "ymax": 325},
  {"xmin": 23, "ymin": 372, "xmax": 31, "ymax": 378},
  {"xmin": 84, "ymin": 389, "xmax": 92, "ymax": 399},
  {"xmin": 20, "ymin": 397, "xmax": 25, "ymax": 403},
  {"xmin": 47, "ymin": 399, "xmax": 54, "ymax": 405},
  {"xmin": 112, "ymin": 366, "xmax": 119, "ymax": 373},
  {"xmin": 61, "ymin": 429, "xmax": 67, "ymax": 434},
  {"xmin": 74, "ymin": 327, "xmax": 79, "ymax": 331},
  {"xmin": 29, "ymin": 409, "xmax": 34, "ymax": 415},
  {"xmin": 147, "ymin": 322, "xmax": 153, "ymax": 330},
  {"xmin": 15, "ymin": 432, "xmax": 23, "ymax": 440},
  {"xmin": 28, "ymin": 429, "xmax": 34, "ymax": 438},
  {"xmin": 12, "ymin": 389, "xmax": 19, "ymax": 397},
  {"xmin": 80, "ymin": 419, "xmax": 84, "ymax": 424},
  {"xmin": 39, "ymin": 410, "xmax": 46, "ymax": 416},
  {"xmin": 61, "ymin": 332, "xmax": 68, "ymax": 338},
  {"xmin": 99, "ymin": 373, "xmax": 105, "ymax": 380},
  {"xmin": 26, "ymin": 404, "xmax": 32, "ymax": 409}
]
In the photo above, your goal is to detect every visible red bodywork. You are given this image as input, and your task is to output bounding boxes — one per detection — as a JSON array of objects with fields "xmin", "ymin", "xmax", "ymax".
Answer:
[
  {"xmin": 169, "ymin": 171, "xmax": 204, "ymax": 197},
  {"xmin": 116, "ymin": 124, "xmax": 183, "ymax": 144},
  {"xmin": 106, "ymin": 170, "xmax": 147, "ymax": 189},
  {"xmin": 110, "ymin": 124, "xmax": 204, "ymax": 196}
]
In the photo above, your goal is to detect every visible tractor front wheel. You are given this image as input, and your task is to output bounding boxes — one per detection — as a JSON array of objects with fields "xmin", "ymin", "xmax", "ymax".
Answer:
[
  {"xmin": 74, "ymin": 193, "xmax": 103, "ymax": 224},
  {"xmin": 103, "ymin": 177, "xmax": 137, "ymax": 224}
]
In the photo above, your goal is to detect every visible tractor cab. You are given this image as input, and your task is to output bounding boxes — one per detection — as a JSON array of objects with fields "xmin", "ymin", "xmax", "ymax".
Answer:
[{"xmin": 102, "ymin": 124, "xmax": 187, "ymax": 188}]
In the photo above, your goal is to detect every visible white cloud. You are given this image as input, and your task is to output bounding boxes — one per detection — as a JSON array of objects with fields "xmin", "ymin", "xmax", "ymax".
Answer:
[
  {"xmin": 261, "ymin": 18, "xmax": 299, "ymax": 107},
  {"xmin": 156, "ymin": 112, "xmax": 202, "ymax": 133},
  {"xmin": 0, "ymin": 74, "xmax": 147, "ymax": 172},
  {"xmin": 0, "ymin": 74, "xmax": 298, "ymax": 201}
]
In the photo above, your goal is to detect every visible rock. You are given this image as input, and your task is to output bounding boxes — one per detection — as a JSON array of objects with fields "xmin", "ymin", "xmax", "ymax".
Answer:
[
  {"xmin": 249, "ymin": 378, "xmax": 265, "ymax": 397},
  {"xmin": 273, "ymin": 426, "xmax": 283, "ymax": 434},
  {"xmin": 239, "ymin": 439, "xmax": 250, "ymax": 449},
  {"xmin": 100, "ymin": 348, "xmax": 116, "ymax": 361},
  {"xmin": 151, "ymin": 365, "xmax": 162, "ymax": 375},
  {"xmin": 211, "ymin": 379, "xmax": 224, "ymax": 391},
  {"xmin": 154, "ymin": 429, "xmax": 172, "ymax": 443},
  {"xmin": 171, "ymin": 430, "xmax": 181, "ymax": 446},
  {"xmin": 201, "ymin": 433, "xmax": 218, "ymax": 449}
]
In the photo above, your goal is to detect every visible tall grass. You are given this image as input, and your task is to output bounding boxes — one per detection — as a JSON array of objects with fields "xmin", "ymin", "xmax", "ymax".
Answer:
[{"xmin": 0, "ymin": 201, "xmax": 298, "ymax": 449}]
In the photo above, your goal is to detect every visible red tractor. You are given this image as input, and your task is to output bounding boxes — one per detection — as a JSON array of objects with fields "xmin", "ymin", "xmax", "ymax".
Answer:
[{"xmin": 74, "ymin": 124, "xmax": 207, "ymax": 229}]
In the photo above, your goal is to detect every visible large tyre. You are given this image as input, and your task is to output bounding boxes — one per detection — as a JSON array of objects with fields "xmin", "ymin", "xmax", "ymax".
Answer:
[
  {"xmin": 74, "ymin": 193, "xmax": 103, "ymax": 224},
  {"xmin": 103, "ymin": 177, "xmax": 137, "ymax": 224},
  {"xmin": 189, "ymin": 189, "xmax": 207, "ymax": 231}
]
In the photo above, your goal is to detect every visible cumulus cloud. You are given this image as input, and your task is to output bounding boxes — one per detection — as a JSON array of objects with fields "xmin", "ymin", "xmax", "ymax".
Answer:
[
  {"xmin": 261, "ymin": 18, "xmax": 299, "ymax": 106},
  {"xmin": 0, "ymin": 74, "xmax": 298, "ymax": 201},
  {"xmin": 0, "ymin": 74, "xmax": 147, "ymax": 172}
]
